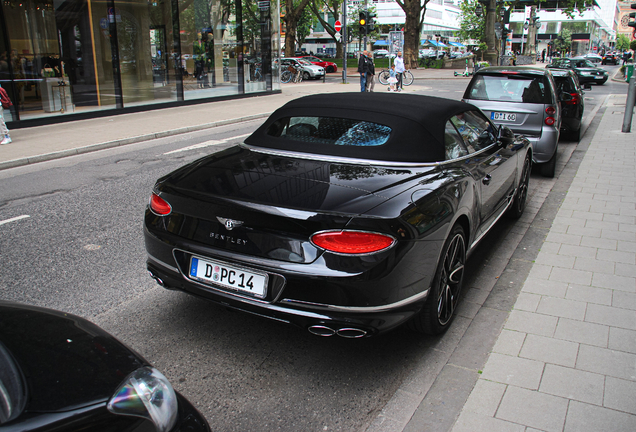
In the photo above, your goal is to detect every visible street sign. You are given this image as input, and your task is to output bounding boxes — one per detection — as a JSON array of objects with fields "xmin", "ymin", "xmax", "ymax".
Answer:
[{"xmin": 334, "ymin": 20, "xmax": 342, "ymax": 32}]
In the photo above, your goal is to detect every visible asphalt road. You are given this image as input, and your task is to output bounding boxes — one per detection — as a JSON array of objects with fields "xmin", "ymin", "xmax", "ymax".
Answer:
[{"xmin": 0, "ymin": 74, "xmax": 621, "ymax": 431}]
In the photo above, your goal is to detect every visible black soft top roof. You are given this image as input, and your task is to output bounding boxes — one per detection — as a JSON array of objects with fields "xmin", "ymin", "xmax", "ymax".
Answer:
[{"xmin": 244, "ymin": 93, "xmax": 478, "ymax": 163}]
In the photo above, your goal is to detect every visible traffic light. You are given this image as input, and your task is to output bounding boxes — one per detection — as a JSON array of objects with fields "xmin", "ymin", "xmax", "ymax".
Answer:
[
  {"xmin": 501, "ymin": 27, "xmax": 511, "ymax": 39},
  {"xmin": 359, "ymin": 11, "xmax": 366, "ymax": 34},
  {"xmin": 367, "ymin": 11, "xmax": 377, "ymax": 32}
]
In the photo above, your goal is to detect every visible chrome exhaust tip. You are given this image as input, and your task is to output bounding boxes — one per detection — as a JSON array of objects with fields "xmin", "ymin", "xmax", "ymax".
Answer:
[
  {"xmin": 336, "ymin": 328, "xmax": 368, "ymax": 338},
  {"xmin": 148, "ymin": 271, "xmax": 165, "ymax": 287},
  {"xmin": 308, "ymin": 325, "xmax": 336, "ymax": 337}
]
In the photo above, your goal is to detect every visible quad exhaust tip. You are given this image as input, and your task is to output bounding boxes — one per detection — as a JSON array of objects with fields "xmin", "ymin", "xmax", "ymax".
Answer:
[
  {"xmin": 308, "ymin": 325, "xmax": 368, "ymax": 338},
  {"xmin": 148, "ymin": 271, "xmax": 165, "ymax": 287}
]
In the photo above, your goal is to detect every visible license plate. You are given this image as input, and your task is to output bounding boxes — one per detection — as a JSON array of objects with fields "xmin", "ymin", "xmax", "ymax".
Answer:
[
  {"xmin": 594, "ymin": 76, "xmax": 603, "ymax": 79},
  {"xmin": 189, "ymin": 256, "xmax": 268, "ymax": 298},
  {"xmin": 491, "ymin": 112, "xmax": 516, "ymax": 121}
]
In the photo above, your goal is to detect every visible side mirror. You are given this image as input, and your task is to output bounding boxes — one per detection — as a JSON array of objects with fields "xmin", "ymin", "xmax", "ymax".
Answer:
[
  {"xmin": 559, "ymin": 93, "xmax": 574, "ymax": 102},
  {"xmin": 497, "ymin": 126, "xmax": 515, "ymax": 143}
]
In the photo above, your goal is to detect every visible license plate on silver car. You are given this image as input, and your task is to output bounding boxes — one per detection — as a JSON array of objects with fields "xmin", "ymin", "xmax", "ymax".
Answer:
[
  {"xmin": 189, "ymin": 256, "xmax": 268, "ymax": 298},
  {"xmin": 491, "ymin": 112, "xmax": 516, "ymax": 121}
]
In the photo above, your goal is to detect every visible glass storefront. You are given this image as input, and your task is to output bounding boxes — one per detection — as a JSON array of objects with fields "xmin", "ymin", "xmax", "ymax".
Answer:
[{"xmin": 0, "ymin": 0, "xmax": 280, "ymax": 124}]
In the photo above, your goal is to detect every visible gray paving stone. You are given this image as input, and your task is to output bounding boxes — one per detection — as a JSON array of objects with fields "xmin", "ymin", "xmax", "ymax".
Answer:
[
  {"xmin": 505, "ymin": 310, "xmax": 558, "ymax": 337},
  {"xmin": 573, "ymin": 256, "xmax": 616, "ymax": 274},
  {"xmin": 573, "ymin": 210, "xmax": 604, "ymax": 221},
  {"xmin": 618, "ymin": 240, "xmax": 636, "ymax": 253},
  {"xmin": 604, "ymin": 376, "xmax": 636, "ymax": 415},
  {"xmin": 576, "ymin": 344, "xmax": 636, "ymax": 381},
  {"xmin": 554, "ymin": 318, "xmax": 609, "ymax": 347},
  {"xmin": 549, "ymin": 267, "xmax": 593, "ymax": 286},
  {"xmin": 538, "ymin": 364, "xmax": 604, "ymax": 405},
  {"xmin": 604, "ymin": 214, "xmax": 636, "ymax": 225},
  {"xmin": 493, "ymin": 329, "xmax": 527, "ymax": 357},
  {"xmin": 608, "ymin": 327, "xmax": 636, "ymax": 354},
  {"xmin": 585, "ymin": 303, "xmax": 636, "ymax": 330},
  {"xmin": 539, "ymin": 241, "xmax": 562, "ymax": 254},
  {"xmin": 590, "ymin": 272, "xmax": 636, "ymax": 292},
  {"xmin": 580, "ymin": 236, "xmax": 617, "ymax": 250},
  {"xmin": 521, "ymin": 278, "xmax": 567, "ymax": 298},
  {"xmin": 514, "ymin": 292, "xmax": 541, "ymax": 312},
  {"xmin": 615, "ymin": 262, "xmax": 636, "ymax": 278},
  {"xmin": 545, "ymin": 232, "xmax": 581, "ymax": 246},
  {"xmin": 481, "ymin": 353, "xmax": 545, "ymax": 390},
  {"xmin": 596, "ymin": 249, "xmax": 636, "ymax": 264},
  {"xmin": 567, "ymin": 225, "xmax": 602, "ymax": 238},
  {"xmin": 536, "ymin": 297, "xmax": 587, "ymax": 321},
  {"xmin": 558, "ymin": 244, "xmax": 598, "ymax": 258},
  {"xmin": 535, "ymin": 252, "xmax": 575, "ymax": 268},
  {"xmin": 496, "ymin": 386, "xmax": 568, "ymax": 432},
  {"xmin": 519, "ymin": 334, "xmax": 579, "ymax": 367},
  {"xmin": 613, "ymin": 291, "xmax": 636, "ymax": 311},
  {"xmin": 564, "ymin": 400, "xmax": 636, "ymax": 432},
  {"xmin": 452, "ymin": 410, "xmax": 525, "ymax": 432},
  {"xmin": 527, "ymin": 264, "xmax": 553, "ymax": 280},
  {"xmin": 566, "ymin": 284, "xmax": 612, "ymax": 306},
  {"xmin": 458, "ymin": 379, "xmax": 506, "ymax": 417}
]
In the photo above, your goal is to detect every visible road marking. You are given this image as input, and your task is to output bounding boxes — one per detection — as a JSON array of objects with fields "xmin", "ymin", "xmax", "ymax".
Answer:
[
  {"xmin": 163, "ymin": 133, "xmax": 252, "ymax": 155},
  {"xmin": 0, "ymin": 215, "xmax": 30, "ymax": 226}
]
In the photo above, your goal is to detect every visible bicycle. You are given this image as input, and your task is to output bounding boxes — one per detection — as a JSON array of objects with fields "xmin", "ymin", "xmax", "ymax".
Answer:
[
  {"xmin": 378, "ymin": 69, "xmax": 413, "ymax": 86},
  {"xmin": 281, "ymin": 63, "xmax": 303, "ymax": 84}
]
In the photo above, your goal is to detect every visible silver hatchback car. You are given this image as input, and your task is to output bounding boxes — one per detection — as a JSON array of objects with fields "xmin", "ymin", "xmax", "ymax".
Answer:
[{"xmin": 462, "ymin": 66, "xmax": 561, "ymax": 177}]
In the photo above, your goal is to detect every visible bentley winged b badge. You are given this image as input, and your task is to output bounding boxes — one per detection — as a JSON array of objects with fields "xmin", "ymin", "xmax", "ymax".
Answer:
[{"xmin": 216, "ymin": 217, "xmax": 244, "ymax": 231}]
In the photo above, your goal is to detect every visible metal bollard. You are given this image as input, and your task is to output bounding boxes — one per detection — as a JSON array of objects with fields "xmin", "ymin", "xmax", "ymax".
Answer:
[{"xmin": 622, "ymin": 75, "xmax": 636, "ymax": 133}]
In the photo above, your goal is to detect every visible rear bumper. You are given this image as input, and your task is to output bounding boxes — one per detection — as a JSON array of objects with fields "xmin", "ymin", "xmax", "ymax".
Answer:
[{"xmin": 525, "ymin": 128, "xmax": 559, "ymax": 164}]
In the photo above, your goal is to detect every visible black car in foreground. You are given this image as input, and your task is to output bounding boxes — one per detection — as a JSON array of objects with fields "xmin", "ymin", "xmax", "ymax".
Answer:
[
  {"xmin": 551, "ymin": 69, "xmax": 590, "ymax": 141},
  {"xmin": 546, "ymin": 57, "xmax": 608, "ymax": 85},
  {"xmin": 144, "ymin": 93, "xmax": 532, "ymax": 338},
  {"xmin": 0, "ymin": 301, "xmax": 210, "ymax": 432}
]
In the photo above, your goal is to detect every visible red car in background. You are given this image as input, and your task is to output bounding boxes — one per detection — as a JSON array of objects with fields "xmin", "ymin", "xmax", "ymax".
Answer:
[{"xmin": 298, "ymin": 55, "xmax": 338, "ymax": 73}]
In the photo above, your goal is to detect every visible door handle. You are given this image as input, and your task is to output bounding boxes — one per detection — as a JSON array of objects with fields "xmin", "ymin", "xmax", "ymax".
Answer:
[{"xmin": 482, "ymin": 174, "xmax": 492, "ymax": 185}]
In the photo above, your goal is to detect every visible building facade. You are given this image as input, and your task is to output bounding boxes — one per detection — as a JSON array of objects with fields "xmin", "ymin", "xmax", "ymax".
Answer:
[{"xmin": 0, "ymin": 0, "xmax": 281, "ymax": 127}]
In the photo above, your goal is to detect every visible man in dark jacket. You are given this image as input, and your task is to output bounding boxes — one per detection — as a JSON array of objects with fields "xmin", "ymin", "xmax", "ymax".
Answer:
[
  {"xmin": 365, "ymin": 52, "xmax": 375, "ymax": 92},
  {"xmin": 358, "ymin": 51, "xmax": 369, "ymax": 92}
]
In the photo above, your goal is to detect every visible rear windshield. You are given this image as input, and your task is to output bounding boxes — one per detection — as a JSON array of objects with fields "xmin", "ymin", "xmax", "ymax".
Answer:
[
  {"xmin": 266, "ymin": 116, "xmax": 392, "ymax": 147},
  {"xmin": 465, "ymin": 74, "xmax": 551, "ymax": 104},
  {"xmin": 554, "ymin": 76, "xmax": 576, "ymax": 93}
]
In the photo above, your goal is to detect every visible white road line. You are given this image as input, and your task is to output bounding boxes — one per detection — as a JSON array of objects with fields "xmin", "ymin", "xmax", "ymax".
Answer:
[
  {"xmin": 0, "ymin": 215, "xmax": 30, "ymax": 226},
  {"xmin": 163, "ymin": 133, "xmax": 252, "ymax": 155}
]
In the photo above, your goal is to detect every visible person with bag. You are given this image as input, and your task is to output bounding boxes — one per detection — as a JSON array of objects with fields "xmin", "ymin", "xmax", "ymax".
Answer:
[{"xmin": 0, "ymin": 83, "xmax": 12, "ymax": 145}]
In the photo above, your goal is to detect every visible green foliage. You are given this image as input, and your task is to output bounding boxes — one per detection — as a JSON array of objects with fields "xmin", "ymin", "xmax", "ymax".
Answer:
[
  {"xmin": 554, "ymin": 29, "xmax": 572, "ymax": 54},
  {"xmin": 419, "ymin": 57, "xmax": 444, "ymax": 69},
  {"xmin": 457, "ymin": 0, "xmax": 485, "ymax": 43},
  {"xmin": 631, "ymin": 40, "xmax": 636, "ymax": 52},
  {"xmin": 616, "ymin": 34, "xmax": 630, "ymax": 53},
  {"xmin": 296, "ymin": 6, "xmax": 316, "ymax": 47}
]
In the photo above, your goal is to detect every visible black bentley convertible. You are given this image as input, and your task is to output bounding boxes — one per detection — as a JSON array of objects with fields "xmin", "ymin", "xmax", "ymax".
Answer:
[{"xmin": 144, "ymin": 93, "xmax": 532, "ymax": 338}]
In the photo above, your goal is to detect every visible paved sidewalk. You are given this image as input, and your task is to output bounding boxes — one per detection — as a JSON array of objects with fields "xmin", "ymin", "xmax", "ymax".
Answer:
[{"xmin": 452, "ymin": 96, "xmax": 636, "ymax": 432}]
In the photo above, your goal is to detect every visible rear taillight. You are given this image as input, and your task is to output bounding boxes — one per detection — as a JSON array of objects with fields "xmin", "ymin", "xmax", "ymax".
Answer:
[
  {"xmin": 545, "ymin": 106, "xmax": 556, "ymax": 126},
  {"xmin": 150, "ymin": 193, "xmax": 172, "ymax": 216},
  {"xmin": 563, "ymin": 93, "xmax": 580, "ymax": 105},
  {"xmin": 310, "ymin": 230, "xmax": 396, "ymax": 255}
]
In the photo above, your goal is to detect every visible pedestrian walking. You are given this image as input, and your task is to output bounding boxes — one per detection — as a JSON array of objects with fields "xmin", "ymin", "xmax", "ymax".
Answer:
[
  {"xmin": 365, "ymin": 52, "xmax": 375, "ymax": 92},
  {"xmin": 541, "ymin": 48, "xmax": 546, "ymax": 62},
  {"xmin": 358, "ymin": 50, "xmax": 369, "ymax": 92},
  {"xmin": 0, "ymin": 83, "xmax": 12, "ymax": 145},
  {"xmin": 394, "ymin": 51, "xmax": 405, "ymax": 91}
]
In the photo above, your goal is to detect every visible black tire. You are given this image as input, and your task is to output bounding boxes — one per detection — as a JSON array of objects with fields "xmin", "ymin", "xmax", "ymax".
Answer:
[
  {"xmin": 281, "ymin": 70, "xmax": 292, "ymax": 83},
  {"xmin": 303, "ymin": 71, "xmax": 310, "ymax": 81},
  {"xmin": 378, "ymin": 70, "xmax": 390, "ymax": 86},
  {"xmin": 326, "ymin": 66, "xmax": 335, "ymax": 73},
  {"xmin": 402, "ymin": 71, "xmax": 414, "ymax": 86},
  {"xmin": 507, "ymin": 156, "xmax": 531, "ymax": 218},
  {"xmin": 539, "ymin": 148, "xmax": 557, "ymax": 178},
  {"xmin": 567, "ymin": 125, "xmax": 581, "ymax": 142},
  {"xmin": 408, "ymin": 225, "xmax": 466, "ymax": 335}
]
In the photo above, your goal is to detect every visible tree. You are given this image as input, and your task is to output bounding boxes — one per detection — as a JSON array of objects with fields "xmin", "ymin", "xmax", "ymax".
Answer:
[
  {"xmin": 283, "ymin": 0, "xmax": 313, "ymax": 56},
  {"xmin": 631, "ymin": 40, "xmax": 636, "ymax": 53},
  {"xmin": 616, "ymin": 34, "xmax": 630, "ymax": 53},
  {"xmin": 457, "ymin": 0, "xmax": 485, "ymax": 44},
  {"xmin": 309, "ymin": 0, "xmax": 345, "ymax": 58},
  {"xmin": 395, "ymin": 0, "xmax": 432, "ymax": 69},
  {"xmin": 296, "ymin": 6, "xmax": 316, "ymax": 50}
]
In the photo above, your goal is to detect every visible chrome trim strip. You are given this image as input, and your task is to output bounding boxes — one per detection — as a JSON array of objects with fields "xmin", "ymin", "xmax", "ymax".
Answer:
[
  {"xmin": 241, "ymin": 143, "xmax": 498, "ymax": 168},
  {"xmin": 281, "ymin": 288, "xmax": 430, "ymax": 313},
  {"xmin": 147, "ymin": 254, "xmax": 179, "ymax": 273},
  {"xmin": 469, "ymin": 190, "xmax": 515, "ymax": 251}
]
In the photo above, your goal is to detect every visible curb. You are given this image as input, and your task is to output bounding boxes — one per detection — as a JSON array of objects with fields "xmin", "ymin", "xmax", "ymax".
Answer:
[{"xmin": 0, "ymin": 113, "xmax": 270, "ymax": 171}]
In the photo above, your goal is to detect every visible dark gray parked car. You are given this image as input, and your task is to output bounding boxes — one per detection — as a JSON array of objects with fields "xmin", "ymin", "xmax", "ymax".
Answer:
[{"xmin": 462, "ymin": 66, "xmax": 561, "ymax": 177}]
